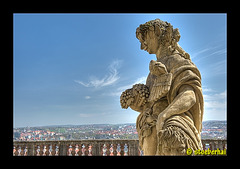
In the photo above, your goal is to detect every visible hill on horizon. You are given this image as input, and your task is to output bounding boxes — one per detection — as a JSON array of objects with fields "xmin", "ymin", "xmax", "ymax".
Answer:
[{"xmin": 14, "ymin": 120, "xmax": 226, "ymax": 129}]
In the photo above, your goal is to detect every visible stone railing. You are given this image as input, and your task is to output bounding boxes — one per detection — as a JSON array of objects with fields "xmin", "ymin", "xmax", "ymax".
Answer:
[
  {"xmin": 13, "ymin": 139, "xmax": 226, "ymax": 156},
  {"xmin": 201, "ymin": 139, "xmax": 227, "ymax": 150},
  {"xmin": 13, "ymin": 139, "xmax": 140, "ymax": 156}
]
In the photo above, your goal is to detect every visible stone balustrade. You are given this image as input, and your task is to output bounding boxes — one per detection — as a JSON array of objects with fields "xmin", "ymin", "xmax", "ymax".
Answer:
[
  {"xmin": 13, "ymin": 139, "xmax": 226, "ymax": 156},
  {"xmin": 201, "ymin": 139, "xmax": 227, "ymax": 151}
]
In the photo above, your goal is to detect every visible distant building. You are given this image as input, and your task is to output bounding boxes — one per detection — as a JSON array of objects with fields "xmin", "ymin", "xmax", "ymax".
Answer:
[{"xmin": 59, "ymin": 136, "xmax": 65, "ymax": 140}]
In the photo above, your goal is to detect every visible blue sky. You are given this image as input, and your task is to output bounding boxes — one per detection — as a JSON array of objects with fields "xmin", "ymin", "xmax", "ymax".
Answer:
[{"xmin": 13, "ymin": 13, "xmax": 227, "ymax": 128}]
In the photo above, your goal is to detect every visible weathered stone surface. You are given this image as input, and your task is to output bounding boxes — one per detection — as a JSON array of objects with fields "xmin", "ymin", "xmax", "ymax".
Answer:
[{"xmin": 120, "ymin": 19, "xmax": 204, "ymax": 155}]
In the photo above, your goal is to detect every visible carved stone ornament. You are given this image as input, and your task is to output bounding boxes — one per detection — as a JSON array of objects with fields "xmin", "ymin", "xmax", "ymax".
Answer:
[{"xmin": 120, "ymin": 19, "xmax": 204, "ymax": 155}]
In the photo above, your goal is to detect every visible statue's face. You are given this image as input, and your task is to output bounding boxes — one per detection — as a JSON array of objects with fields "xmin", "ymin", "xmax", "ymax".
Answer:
[
  {"xmin": 161, "ymin": 140, "xmax": 186, "ymax": 155},
  {"xmin": 139, "ymin": 30, "xmax": 160, "ymax": 54}
]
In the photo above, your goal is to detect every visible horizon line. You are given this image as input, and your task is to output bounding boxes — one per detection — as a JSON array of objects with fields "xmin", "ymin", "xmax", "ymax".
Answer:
[{"xmin": 14, "ymin": 120, "xmax": 227, "ymax": 128}]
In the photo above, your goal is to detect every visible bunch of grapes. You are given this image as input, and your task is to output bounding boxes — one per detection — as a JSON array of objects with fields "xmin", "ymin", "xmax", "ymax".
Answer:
[
  {"xmin": 120, "ymin": 89, "xmax": 133, "ymax": 109},
  {"xmin": 132, "ymin": 84, "xmax": 150, "ymax": 106},
  {"xmin": 120, "ymin": 84, "xmax": 150, "ymax": 109}
]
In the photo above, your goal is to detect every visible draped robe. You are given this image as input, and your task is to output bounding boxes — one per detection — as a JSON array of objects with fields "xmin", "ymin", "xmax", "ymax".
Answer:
[{"xmin": 136, "ymin": 53, "xmax": 204, "ymax": 154}]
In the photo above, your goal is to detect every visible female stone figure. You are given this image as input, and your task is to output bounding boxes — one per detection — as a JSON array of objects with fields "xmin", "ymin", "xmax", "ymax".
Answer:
[{"xmin": 120, "ymin": 19, "xmax": 204, "ymax": 155}]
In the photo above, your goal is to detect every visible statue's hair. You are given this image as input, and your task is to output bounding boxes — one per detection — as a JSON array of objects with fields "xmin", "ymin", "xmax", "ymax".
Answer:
[
  {"xmin": 136, "ymin": 19, "xmax": 175, "ymax": 42},
  {"xmin": 136, "ymin": 19, "xmax": 190, "ymax": 60}
]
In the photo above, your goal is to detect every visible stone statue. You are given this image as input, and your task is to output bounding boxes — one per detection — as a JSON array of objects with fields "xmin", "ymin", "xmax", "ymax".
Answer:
[{"xmin": 120, "ymin": 19, "xmax": 204, "ymax": 155}]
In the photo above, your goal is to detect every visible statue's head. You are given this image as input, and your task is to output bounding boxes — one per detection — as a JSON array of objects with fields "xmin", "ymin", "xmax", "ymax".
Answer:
[
  {"xmin": 136, "ymin": 19, "xmax": 180, "ymax": 55},
  {"xmin": 158, "ymin": 126, "xmax": 188, "ymax": 155}
]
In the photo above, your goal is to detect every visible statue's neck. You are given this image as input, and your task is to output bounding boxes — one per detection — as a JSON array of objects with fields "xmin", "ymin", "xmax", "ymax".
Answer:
[{"xmin": 156, "ymin": 45, "xmax": 169, "ymax": 61}]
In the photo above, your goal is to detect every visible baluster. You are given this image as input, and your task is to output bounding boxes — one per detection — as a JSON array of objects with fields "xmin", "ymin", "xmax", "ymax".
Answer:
[
  {"xmin": 23, "ymin": 146, "xmax": 28, "ymax": 156},
  {"xmin": 13, "ymin": 146, "xmax": 16, "ymax": 156},
  {"xmin": 209, "ymin": 142, "xmax": 212, "ymax": 150},
  {"xmin": 218, "ymin": 140, "xmax": 221, "ymax": 150},
  {"xmin": 36, "ymin": 145, "xmax": 41, "ymax": 156},
  {"xmin": 49, "ymin": 145, "xmax": 53, "ymax": 156},
  {"xmin": 202, "ymin": 142, "xmax": 206, "ymax": 150},
  {"xmin": 109, "ymin": 144, "xmax": 114, "ymax": 156},
  {"xmin": 18, "ymin": 146, "xmax": 22, "ymax": 156},
  {"xmin": 82, "ymin": 144, "xmax": 86, "ymax": 156},
  {"xmin": 14, "ymin": 145, "xmax": 19, "ymax": 156},
  {"xmin": 88, "ymin": 144, "xmax": 92, "ymax": 156},
  {"xmin": 124, "ymin": 143, "xmax": 128, "ymax": 156},
  {"xmin": 205, "ymin": 142, "xmax": 208, "ymax": 150},
  {"xmin": 55, "ymin": 145, "xmax": 59, "ymax": 156},
  {"xmin": 116, "ymin": 144, "xmax": 121, "ymax": 156},
  {"xmin": 113, "ymin": 144, "xmax": 117, "ymax": 156},
  {"xmin": 68, "ymin": 144, "xmax": 73, "ymax": 156},
  {"xmin": 75, "ymin": 144, "xmax": 79, "ymax": 156},
  {"xmin": 43, "ymin": 145, "xmax": 47, "ymax": 156},
  {"xmin": 223, "ymin": 141, "xmax": 227, "ymax": 150},
  {"xmin": 102, "ymin": 144, "xmax": 107, "ymax": 156}
]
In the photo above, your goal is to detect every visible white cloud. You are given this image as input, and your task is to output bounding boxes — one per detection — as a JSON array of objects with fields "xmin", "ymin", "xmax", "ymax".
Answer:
[
  {"xmin": 211, "ymin": 59, "xmax": 226, "ymax": 76},
  {"xmin": 204, "ymin": 101, "xmax": 226, "ymax": 110},
  {"xmin": 74, "ymin": 59, "xmax": 122, "ymax": 88},
  {"xmin": 117, "ymin": 76, "xmax": 147, "ymax": 91},
  {"xmin": 191, "ymin": 47, "xmax": 212, "ymax": 60},
  {"xmin": 203, "ymin": 90, "xmax": 227, "ymax": 121},
  {"xmin": 209, "ymin": 48, "xmax": 226, "ymax": 56},
  {"xmin": 191, "ymin": 43, "xmax": 226, "ymax": 63},
  {"xmin": 203, "ymin": 90, "xmax": 226, "ymax": 101},
  {"xmin": 85, "ymin": 96, "xmax": 91, "ymax": 99},
  {"xmin": 103, "ymin": 76, "xmax": 147, "ymax": 97},
  {"xmin": 74, "ymin": 80, "xmax": 91, "ymax": 87},
  {"xmin": 202, "ymin": 86, "xmax": 215, "ymax": 93}
]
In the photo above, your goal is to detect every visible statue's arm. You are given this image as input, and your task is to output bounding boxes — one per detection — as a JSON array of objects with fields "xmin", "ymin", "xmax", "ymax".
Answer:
[{"xmin": 156, "ymin": 84, "xmax": 196, "ymax": 131}]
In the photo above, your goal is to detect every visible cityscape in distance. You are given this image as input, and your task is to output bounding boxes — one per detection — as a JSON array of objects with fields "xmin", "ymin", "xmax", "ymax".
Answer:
[{"xmin": 13, "ymin": 120, "xmax": 227, "ymax": 141}]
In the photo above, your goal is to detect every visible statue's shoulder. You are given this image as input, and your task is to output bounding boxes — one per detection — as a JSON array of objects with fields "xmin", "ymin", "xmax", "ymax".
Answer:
[
  {"xmin": 168, "ymin": 53, "xmax": 185, "ymax": 62},
  {"xmin": 160, "ymin": 54, "xmax": 183, "ymax": 72}
]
